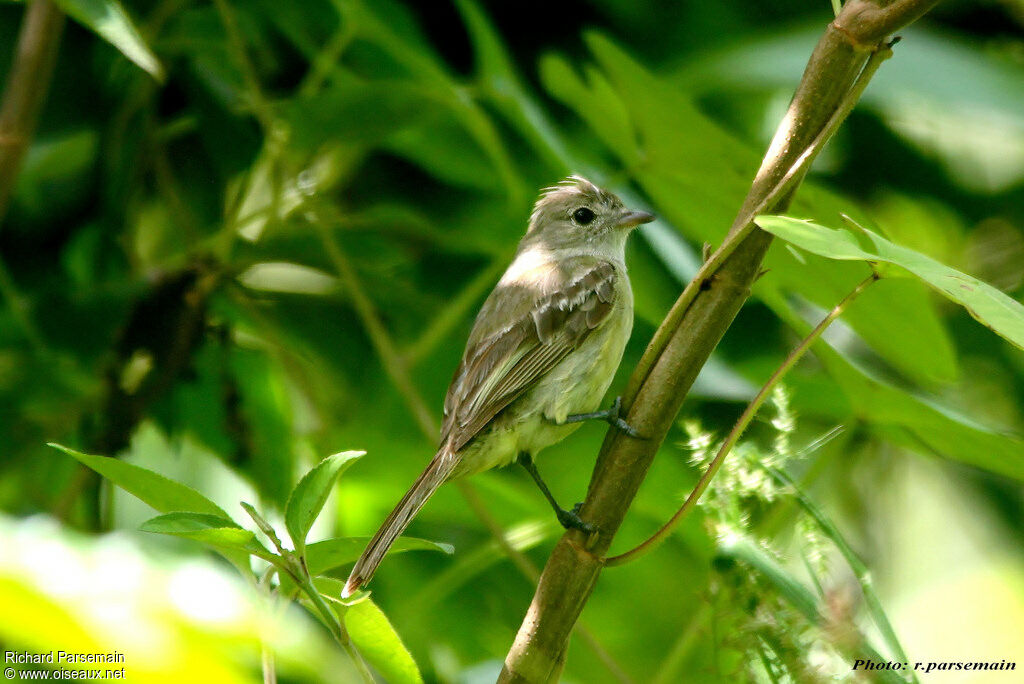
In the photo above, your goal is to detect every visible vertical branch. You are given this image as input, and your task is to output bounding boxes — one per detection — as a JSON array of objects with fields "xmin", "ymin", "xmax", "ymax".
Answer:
[
  {"xmin": 499, "ymin": 1, "xmax": 941, "ymax": 681},
  {"xmin": 0, "ymin": 0, "xmax": 65, "ymax": 224}
]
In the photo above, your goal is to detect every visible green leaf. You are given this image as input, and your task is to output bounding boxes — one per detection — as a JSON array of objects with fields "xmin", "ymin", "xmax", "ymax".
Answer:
[
  {"xmin": 228, "ymin": 347, "xmax": 297, "ymax": 508},
  {"xmin": 761, "ymin": 289, "xmax": 1024, "ymax": 480},
  {"xmin": 344, "ymin": 598, "xmax": 423, "ymax": 684},
  {"xmin": 756, "ymin": 215, "xmax": 1024, "ymax": 351},
  {"xmin": 284, "ymin": 451, "xmax": 365, "ymax": 554},
  {"xmin": 140, "ymin": 512, "xmax": 271, "ymax": 558},
  {"xmin": 756, "ymin": 216, "xmax": 875, "ymax": 261},
  {"xmin": 49, "ymin": 444, "xmax": 228, "ymax": 517},
  {"xmin": 304, "ymin": 536, "xmax": 453, "ymax": 576},
  {"xmin": 539, "ymin": 53, "xmax": 638, "ymax": 165},
  {"xmin": 51, "ymin": 0, "xmax": 164, "ymax": 80},
  {"xmin": 282, "ymin": 81, "xmax": 445, "ymax": 152}
]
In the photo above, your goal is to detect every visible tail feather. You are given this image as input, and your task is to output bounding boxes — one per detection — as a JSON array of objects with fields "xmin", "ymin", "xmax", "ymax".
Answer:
[{"xmin": 342, "ymin": 449, "xmax": 457, "ymax": 597}]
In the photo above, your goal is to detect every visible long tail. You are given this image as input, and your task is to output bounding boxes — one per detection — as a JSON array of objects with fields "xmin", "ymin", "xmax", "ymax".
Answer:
[{"xmin": 342, "ymin": 449, "xmax": 457, "ymax": 597}]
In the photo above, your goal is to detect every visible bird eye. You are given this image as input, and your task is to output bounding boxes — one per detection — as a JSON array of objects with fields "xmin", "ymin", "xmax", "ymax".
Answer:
[{"xmin": 572, "ymin": 207, "xmax": 596, "ymax": 225}]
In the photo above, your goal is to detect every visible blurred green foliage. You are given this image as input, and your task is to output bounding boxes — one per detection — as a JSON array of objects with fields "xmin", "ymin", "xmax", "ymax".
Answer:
[{"xmin": 1, "ymin": 0, "xmax": 1023, "ymax": 681}]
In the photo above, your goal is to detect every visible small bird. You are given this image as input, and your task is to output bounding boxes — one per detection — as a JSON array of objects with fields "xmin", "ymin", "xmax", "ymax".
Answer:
[{"xmin": 343, "ymin": 176, "xmax": 653, "ymax": 597}]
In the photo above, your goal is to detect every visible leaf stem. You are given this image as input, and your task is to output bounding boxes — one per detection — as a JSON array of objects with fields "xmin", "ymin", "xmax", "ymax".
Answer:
[
  {"xmin": 241, "ymin": 502, "xmax": 374, "ymax": 681},
  {"xmin": 300, "ymin": 576, "xmax": 375, "ymax": 683},
  {"xmin": 605, "ymin": 274, "xmax": 877, "ymax": 567}
]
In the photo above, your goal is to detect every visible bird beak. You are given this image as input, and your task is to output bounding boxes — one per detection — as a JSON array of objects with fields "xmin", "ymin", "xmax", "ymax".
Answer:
[{"xmin": 616, "ymin": 210, "xmax": 655, "ymax": 229}]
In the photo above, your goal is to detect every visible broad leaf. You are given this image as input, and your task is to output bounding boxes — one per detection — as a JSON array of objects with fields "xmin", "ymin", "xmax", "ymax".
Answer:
[
  {"xmin": 305, "ymin": 536, "xmax": 453, "ymax": 576},
  {"xmin": 756, "ymin": 215, "xmax": 1024, "ymax": 351},
  {"xmin": 52, "ymin": 0, "xmax": 163, "ymax": 80},
  {"xmin": 140, "ymin": 512, "xmax": 271, "ymax": 558},
  {"xmin": 284, "ymin": 451, "xmax": 365, "ymax": 554},
  {"xmin": 50, "ymin": 444, "xmax": 228, "ymax": 517},
  {"xmin": 761, "ymin": 291, "xmax": 1024, "ymax": 481},
  {"xmin": 344, "ymin": 598, "xmax": 423, "ymax": 684}
]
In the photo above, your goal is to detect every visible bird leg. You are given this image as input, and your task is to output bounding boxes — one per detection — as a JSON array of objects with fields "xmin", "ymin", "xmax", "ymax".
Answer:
[
  {"xmin": 517, "ymin": 452, "xmax": 593, "ymax": 534},
  {"xmin": 557, "ymin": 396, "xmax": 642, "ymax": 438}
]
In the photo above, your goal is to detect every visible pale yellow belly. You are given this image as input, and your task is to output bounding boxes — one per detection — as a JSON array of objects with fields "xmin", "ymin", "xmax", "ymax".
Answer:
[{"xmin": 450, "ymin": 300, "xmax": 632, "ymax": 478}]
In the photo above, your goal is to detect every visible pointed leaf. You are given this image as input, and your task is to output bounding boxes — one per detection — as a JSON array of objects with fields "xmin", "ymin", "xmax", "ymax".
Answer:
[
  {"xmin": 755, "ymin": 216, "xmax": 875, "ymax": 261},
  {"xmin": 284, "ymin": 451, "xmax": 365, "ymax": 554},
  {"xmin": 140, "ymin": 512, "xmax": 271, "ymax": 558},
  {"xmin": 756, "ymin": 215, "xmax": 1024, "ymax": 351},
  {"xmin": 49, "ymin": 444, "xmax": 228, "ymax": 517},
  {"xmin": 344, "ymin": 598, "xmax": 422, "ymax": 684},
  {"xmin": 51, "ymin": 0, "xmax": 164, "ymax": 80}
]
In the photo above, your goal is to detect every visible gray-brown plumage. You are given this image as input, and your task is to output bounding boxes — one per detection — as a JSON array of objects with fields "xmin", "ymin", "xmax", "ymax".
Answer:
[{"xmin": 343, "ymin": 177, "xmax": 653, "ymax": 597}]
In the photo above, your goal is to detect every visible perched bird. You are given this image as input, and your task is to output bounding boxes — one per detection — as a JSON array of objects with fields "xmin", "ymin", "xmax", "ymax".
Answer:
[{"xmin": 343, "ymin": 176, "xmax": 653, "ymax": 597}]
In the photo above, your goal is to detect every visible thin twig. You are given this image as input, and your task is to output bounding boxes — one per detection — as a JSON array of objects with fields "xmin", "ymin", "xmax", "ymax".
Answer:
[
  {"xmin": 299, "ymin": 23, "xmax": 356, "ymax": 96},
  {"xmin": 0, "ymin": 0, "xmax": 66, "ymax": 353},
  {"xmin": 242, "ymin": 502, "xmax": 374, "ymax": 681},
  {"xmin": 0, "ymin": 0, "xmax": 65, "ymax": 223},
  {"xmin": 605, "ymin": 274, "xmax": 878, "ymax": 567},
  {"xmin": 211, "ymin": 0, "xmax": 275, "ymax": 131}
]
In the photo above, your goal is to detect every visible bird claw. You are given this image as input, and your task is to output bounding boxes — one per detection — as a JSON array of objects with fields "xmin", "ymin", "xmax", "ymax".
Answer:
[
  {"xmin": 556, "ymin": 505, "xmax": 594, "ymax": 535},
  {"xmin": 606, "ymin": 397, "xmax": 643, "ymax": 439}
]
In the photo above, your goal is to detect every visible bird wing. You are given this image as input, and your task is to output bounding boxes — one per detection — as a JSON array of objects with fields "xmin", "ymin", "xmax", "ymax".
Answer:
[{"xmin": 440, "ymin": 258, "xmax": 619, "ymax": 453}]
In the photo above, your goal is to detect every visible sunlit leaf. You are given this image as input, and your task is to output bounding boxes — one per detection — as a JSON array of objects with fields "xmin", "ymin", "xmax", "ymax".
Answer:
[
  {"xmin": 237, "ymin": 262, "xmax": 339, "ymax": 295},
  {"xmin": 757, "ymin": 215, "xmax": 1024, "ymax": 351},
  {"xmin": 49, "ymin": 444, "xmax": 228, "ymax": 517},
  {"xmin": 539, "ymin": 53, "xmax": 638, "ymax": 165},
  {"xmin": 52, "ymin": 0, "xmax": 164, "ymax": 80},
  {"xmin": 284, "ymin": 451, "xmax": 365, "ymax": 554},
  {"xmin": 140, "ymin": 512, "xmax": 271, "ymax": 558},
  {"xmin": 345, "ymin": 598, "xmax": 423, "ymax": 684}
]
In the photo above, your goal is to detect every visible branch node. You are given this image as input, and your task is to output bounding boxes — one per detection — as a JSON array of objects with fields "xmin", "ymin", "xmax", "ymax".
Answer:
[
  {"xmin": 568, "ymin": 533, "xmax": 602, "ymax": 558},
  {"xmin": 829, "ymin": 20, "xmax": 878, "ymax": 52}
]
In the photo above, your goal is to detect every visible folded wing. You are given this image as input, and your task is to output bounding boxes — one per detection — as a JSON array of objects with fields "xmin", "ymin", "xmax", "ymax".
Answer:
[{"xmin": 441, "ymin": 259, "xmax": 618, "ymax": 453}]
